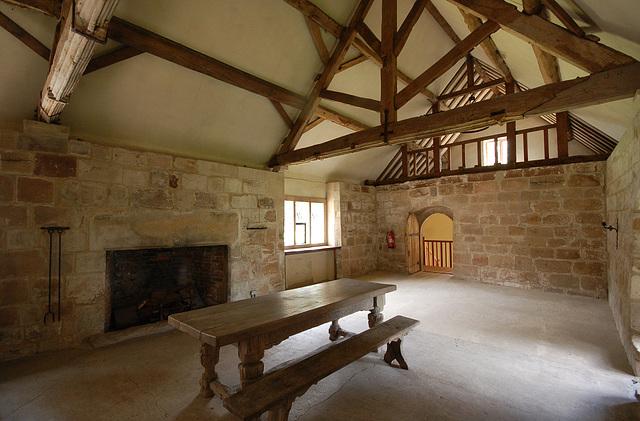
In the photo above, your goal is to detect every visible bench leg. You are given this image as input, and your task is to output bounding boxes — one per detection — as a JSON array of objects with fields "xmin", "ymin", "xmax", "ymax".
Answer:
[
  {"xmin": 268, "ymin": 397, "xmax": 295, "ymax": 421},
  {"xmin": 329, "ymin": 320, "xmax": 348, "ymax": 341},
  {"xmin": 384, "ymin": 339, "xmax": 409, "ymax": 370},
  {"xmin": 199, "ymin": 343, "xmax": 220, "ymax": 398}
]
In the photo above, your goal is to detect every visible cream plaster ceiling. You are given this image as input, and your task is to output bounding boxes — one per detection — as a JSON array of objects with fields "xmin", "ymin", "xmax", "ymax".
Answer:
[{"xmin": 0, "ymin": 0, "xmax": 639, "ymax": 183}]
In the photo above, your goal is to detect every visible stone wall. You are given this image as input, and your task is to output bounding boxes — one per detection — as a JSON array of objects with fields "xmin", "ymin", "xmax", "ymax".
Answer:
[
  {"xmin": 376, "ymin": 162, "xmax": 607, "ymax": 297},
  {"xmin": 605, "ymin": 93, "xmax": 640, "ymax": 375},
  {"xmin": 329, "ymin": 183, "xmax": 377, "ymax": 278},
  {"xmin": 0, "ymin": 121, "xmax": 284, "ymax": 361}
]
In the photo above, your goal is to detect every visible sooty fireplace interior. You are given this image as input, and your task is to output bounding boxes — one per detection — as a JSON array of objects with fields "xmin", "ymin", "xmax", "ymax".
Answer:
[{"xmin": 105, "ymin": 245, "xmax": 228, "ymax": 332}]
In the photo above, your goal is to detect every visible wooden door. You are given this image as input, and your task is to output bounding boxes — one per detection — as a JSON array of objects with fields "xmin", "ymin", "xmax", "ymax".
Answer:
[{"xmin": 405, "ymin": 213, "xmax": 420, "ymax": 274}]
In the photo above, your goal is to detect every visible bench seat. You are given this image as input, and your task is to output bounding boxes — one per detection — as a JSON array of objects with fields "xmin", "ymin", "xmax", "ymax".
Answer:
[{"xmin": 223, "ymin": 315, "xmax": 419, "ymax": 420}]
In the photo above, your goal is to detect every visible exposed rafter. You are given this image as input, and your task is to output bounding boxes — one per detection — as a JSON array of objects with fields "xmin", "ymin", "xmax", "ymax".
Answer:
[
  {"xmin": 276, "ymin": 0, "xmax": 375, "ymax": 155},
  {"xmin": 319, "ymin": 89, "xmax": 380, "ymax": 112},
  {"xmin": 83, "ymin": 46, "xmax": 142, "ymax": 75},
  {"xmin": 523, "ymin": 0, "xmax": 560, "ymax": 84},
  {"xmin": 39, "ymin": 0, "xmax": 120, "ymax": 122},
  {"xmin": 540, "ymin": 0, "xmax": 586, "ymax": 38},
  {"xmin": 281, "ymin": 0, "xmax": 439, "ymax": 104},
  {"xmin": 395, "ymin": 20, "xmax": 499, "ymax": 109},
  {"xmin": 0, "ymin": 10, "xmax": 50, "ymax": 60},
  {"xmin": 459, "ymin": 9, "xmax": 514, "ymax": 83},
  {"xmin": 305, "ymin": 17, "xmax": 330, "ymax": 65},
  {"xmin": 270, "ymin": 62, "xmax": 640, "ymax": 166},
  {"xmin": 423, "ymin": 2, "xmax": 498, "ymax": 92},
  {"xmin": 394, "ymin": 0, "xmax": 428, "ymax": 56},
  {"xmin": 448, "ymin": 0, "xmax": 636, "ymax": 73},
  {"xmin": 381, "ymin": 0, "xmax": 397, "ymax": 124}
]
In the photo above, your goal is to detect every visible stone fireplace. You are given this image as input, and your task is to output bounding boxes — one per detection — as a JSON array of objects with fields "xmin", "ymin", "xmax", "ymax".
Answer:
[
  {"xmin": 105, "ymin": 245, "xmax": 228, "ymax": 331},
  {"xmin": 0, "ymin": 123, "xmax": 285, "ymax": 362}
]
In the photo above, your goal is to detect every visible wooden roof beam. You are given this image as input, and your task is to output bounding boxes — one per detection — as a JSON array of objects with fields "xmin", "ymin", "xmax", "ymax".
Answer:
[
  {"xmin": 355, "ymin": 20, "xmax": 381, "ymax": 57},
  {"xmin": 315, "ymin": 106, "xmax": 370, "ymax": 131},
  {"xmin": 459, "ymin": 10, "xmax": 514, "ymax": 84},
  {"xmin": 276, "ymin": 0, "xmax": 375, "ymax": 154},
  {"xmin": 108, "ymin": 17, "xmax": 307, "ymax": 110},
  {"xmin": 424, "ymin": 2, "xmax": 499, "ymax": 94},
  {"xmin": 270, "ymin": 62, "xmax": 640, "ymax": 166},
  {"xmin": 281, "ymin": 0, "xmax": 439, "ymax": 104},
  {"xmin": 540, "ymin": 0, "xmax": 585, "ymax": 38},
  {"xmin": 83, "ymin": 46, "xmax": 141, "ymax": 75},
  {"xmin": 448, "ymin": 0, "xmax": 636, "ymax": 73},
  {"xmin": 0, "ymin": 10, "xmax": 50, "ymax": 60},
  {"xmin": 38, "ymin": 0, "xmax": 120, "ymax": 122},
  {"xmin": 395, "ymin": 20, "xmax": 499, "ymax": 109},
  {"xmin": 381, "ymin": 0, "xmax": 397, "ymax": 124},
  {"xmin": 1, "ymin": 0, "xmax": 61, "ymax": 17},
  {"xmin": 394, "ymin": 0, "xmax": 429, "ymax": 56},
  {"xmin": 320, "ymin": 90, "xmax": 380, "ymax": 112},
  {"xmin": 305, "ymin": 17, "xmax": 330, "ymax": 65},
  {"xmin": 523, "ymin": 0, "xmax": 560, "ymax": 84}
]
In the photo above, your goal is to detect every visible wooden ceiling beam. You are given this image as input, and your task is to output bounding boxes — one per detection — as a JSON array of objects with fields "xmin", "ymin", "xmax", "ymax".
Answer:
[
  {"xmin": 424, "ymin": 2, "xmax": 498, "ymax": 94},
  {"xmin": 459, "ymin": 10, "xmax": 514, "ymax": 84},
  {"xmin": 337, "ymin": 54, "xmax": 368, "ymax": 73},
  {"xmin": 320, "ymin": 89, "xmax": 380, "ymax": 112},
  {"xmin": 315, "ymin": 105, "xmax": 370, "ymax": 131},
  {"xmin": 395, "ymin": 20, "xmax": 499, "ymax": 109},
  {"xmin": 381, "ymin": 0, "xmax": 397, "ymax": 124},
  {"xmin": 448, "ymin": 0, "xmax": 635, "ymax": 73},
  {"xmin": 38, "ymin": 0, "xmax": 120, "ymax": 122},
  {"xmin": 540, "ymin": 0, "xmax": 585, "ymax": 38},
  {"xmin": 83, "ymin": 45, "xmax": 141, "ymax": 74},
  {"xmin": 523, "ymin": 1, "xmax": 560, "ymax": 84},
  {"xmin": 0, "ymin": 10, "xmax": 50, "ymax": 60},
  {"xmin": 1, "ymin": 0, "xmax": 61, "ymax": 17},
  {"xmin": 305, "ymin": 17, "xmax": 330, "ymax": 65},
  {"xmin": 270, "ymin": 100, "xmax": 294, "ymax": 129},
  {"xmin": 355, "ymin": 20, "xmax": 381, "ymax": 57},
  {"xmin": 281, "ymin": 0, "xmax": 439, "ymax": 104},
  {"xmin": 270, "ymin": 62, "xmax": 640, "ymax": 166},
  {"xmin": 303, "ymin": 117, "xmax": 324, "ymax": 133},
  {"xmin": 394, "ymin": 0, "xmax": 428, "ymax": 56},
  {"xmin": 438, "ymin": 77, "xmax": 504, "ymax": 101},
  {"xmin": 107, "ymin": 17, "xmax": 308, "ymax": 110},
  {"xmin": 276, "ymin": 0, "xmax": 375, "ymax": 154},
  {"xmin": 281, "ymin": 0, "xmax": 343, "ymax": 38}
]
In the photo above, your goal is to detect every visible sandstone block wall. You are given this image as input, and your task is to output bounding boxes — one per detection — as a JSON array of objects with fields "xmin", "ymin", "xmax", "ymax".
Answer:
[
  {"xmin": 376, "ymin": 162, "xmax": 607, "ymax": 298},
  {"xmin": 605, "ymin": 93, "xmax": 640, "ymax": 375},
  {"xmin": 0, "ymin": 122, "xmax": 284, "ymax": 361},
  {"xmin": 329, "ymin": 183, "xmax": 377, "ymax": 278}
]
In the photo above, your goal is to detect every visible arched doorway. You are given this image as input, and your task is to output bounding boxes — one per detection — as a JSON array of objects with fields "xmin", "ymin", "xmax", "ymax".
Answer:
[{"xmin": 421, "ymin": 213, "xmax": 453, "ymax": 273}]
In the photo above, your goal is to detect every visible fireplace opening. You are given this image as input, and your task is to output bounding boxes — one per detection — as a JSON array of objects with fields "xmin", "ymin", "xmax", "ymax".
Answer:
[{"xmin": 105, "ymin": 245, "xmax": 228, "ymax": 332}]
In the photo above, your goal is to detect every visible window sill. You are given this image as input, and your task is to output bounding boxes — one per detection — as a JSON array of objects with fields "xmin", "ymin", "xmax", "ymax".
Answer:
[{"xmin": 285, "ymin": 245, "xmax": 341, "ymax": 255}]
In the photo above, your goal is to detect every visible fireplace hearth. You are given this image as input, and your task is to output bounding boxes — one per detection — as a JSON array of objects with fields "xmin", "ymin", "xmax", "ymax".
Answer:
[{"xmin": 105, "ymin": 245, "xmax": 228, "ymax": 332}]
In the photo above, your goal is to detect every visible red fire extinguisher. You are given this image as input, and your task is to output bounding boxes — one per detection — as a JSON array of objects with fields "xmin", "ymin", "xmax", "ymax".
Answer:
[{"xmin": 387, "ymin": 231, "xmax": 395, "ymax": 248}]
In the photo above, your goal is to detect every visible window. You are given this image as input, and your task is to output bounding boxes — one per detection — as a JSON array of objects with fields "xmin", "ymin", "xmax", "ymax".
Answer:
[
  {"xmin": 483, "ymin": 137, "xmax": 508, "ymax": 165},
  {"xmin": 284, "ymin": 197, "xmax": 326, "ymax": 248}
]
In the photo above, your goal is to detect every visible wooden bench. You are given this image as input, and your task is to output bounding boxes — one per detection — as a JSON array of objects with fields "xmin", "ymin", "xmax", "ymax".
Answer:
[{"xmin": 223, "ymin": 315, "xmax": 420, "ymax": 420}]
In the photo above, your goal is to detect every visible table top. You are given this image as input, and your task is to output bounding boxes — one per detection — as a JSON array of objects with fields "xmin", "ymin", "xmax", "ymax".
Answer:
[{"xmin": 168, "ymin": 278, "xmax": 396, "ymax": 347}]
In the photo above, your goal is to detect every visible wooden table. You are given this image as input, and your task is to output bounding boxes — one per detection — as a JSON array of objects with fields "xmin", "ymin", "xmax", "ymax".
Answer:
[{"xmin": 168, "ymin": 278, "xmax": 396, "ymax": 398}]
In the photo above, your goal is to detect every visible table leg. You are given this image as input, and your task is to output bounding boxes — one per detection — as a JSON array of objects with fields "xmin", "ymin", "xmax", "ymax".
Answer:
[
  {"xmin": 199, "ymin": 343, "xmax": 220, "ymax": 398},
  {"xmin": 368, "ymin": 295, "xmax": 385, "ymax": 328},
  {"xmin": 238, "ymin": 336, "xmax": 265, "ymax": 389}
]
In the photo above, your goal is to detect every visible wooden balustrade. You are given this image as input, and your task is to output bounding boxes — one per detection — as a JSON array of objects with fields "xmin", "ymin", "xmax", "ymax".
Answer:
[
  {"xmin": 423, "ymin": 239, "xmax": 453, "ymax": 273},
  {"xmin": 402, "ymin": 123, "xmax": 559, "ymax": 178}
]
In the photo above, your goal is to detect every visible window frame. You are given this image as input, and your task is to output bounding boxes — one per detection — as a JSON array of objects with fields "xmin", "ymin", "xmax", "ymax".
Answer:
[
  {"xmin": 284, "ymin": 195, "xmax": 328, "ymax": 250},
  {"xmin": 482, "ymin": 136, "xmax": 508, "ymax": 166}
]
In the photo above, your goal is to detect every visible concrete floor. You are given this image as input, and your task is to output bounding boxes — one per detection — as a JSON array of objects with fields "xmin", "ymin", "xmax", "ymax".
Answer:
[{"xmin": 1, "ymin": 272, "xmax": 639, "ymax": 420}]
